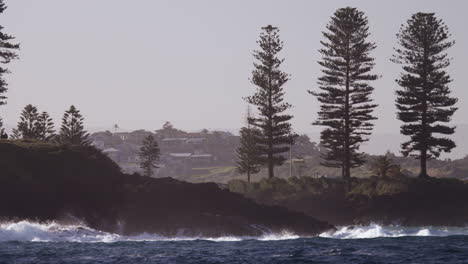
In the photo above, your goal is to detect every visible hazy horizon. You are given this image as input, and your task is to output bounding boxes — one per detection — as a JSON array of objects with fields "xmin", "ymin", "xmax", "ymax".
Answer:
[{"xmin": 1, "ymin": 0, "xmax": 467, "ymax": 158}]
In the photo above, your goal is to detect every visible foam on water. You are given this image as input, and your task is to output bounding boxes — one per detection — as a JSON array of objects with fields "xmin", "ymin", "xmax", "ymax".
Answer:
[
  {"xmin": 0, "ymin": 221, "xmax": 467, "ymax": 242},
  {"xmin": 0, "ymin": 221, "xmax": 299, "ymax": 243},
  {"xmin": 319, "ymin": 223, "xmax": 468, "ymax": 239}
]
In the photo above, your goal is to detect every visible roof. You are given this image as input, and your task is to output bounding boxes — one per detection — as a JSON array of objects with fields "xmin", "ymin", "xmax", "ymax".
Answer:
[
  {"xmin": 103, "ymin": 147, "xmax": 120, "ymax": 153},
  {"xmin": 186, "ymin": 138, "xmax": 206, "ymax": 143},
  {"xmin": 169, "ymin": 153, "xmax": 192, "ymax": 158},
  {"xmin": 191, "ymin": 154, "xmax": 213, "ymax": 158},
  {"xmin": 163, "ymin": 138, "xmax": 188, "ymax": 141}
]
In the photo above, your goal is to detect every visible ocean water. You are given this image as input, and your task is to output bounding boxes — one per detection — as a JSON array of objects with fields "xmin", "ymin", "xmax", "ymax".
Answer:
[{"xmin": 0, "ymin": 221, "xmax": 467, "ymax": 263}]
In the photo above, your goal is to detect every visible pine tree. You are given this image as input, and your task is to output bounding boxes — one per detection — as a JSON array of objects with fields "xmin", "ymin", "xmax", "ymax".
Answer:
[
  {"xmin": 310, "ymin": 7, "xmax": 378, "ymax": 181},
  {"xmin": 0, "ymin": 0, "xmax": 19, "ymax": 107},
  {"xmin": 139, "ymin": 134, "xmax": 160, "ymax": 177},
  {"xmin": 245, "ymin": 25, "xmax": 295, "ymax": 179},
  {"xmin": 0, "ymin": 116, "xmax": 6, "ymax": 139},
  {"xmin": 235, "ymin": 108, "xmax": 262, "ymax": 182},
  {"xmin": 36, "ymin": 111, "xmax": 55, "ymax": 142},
  {"xmin": 11, "ymin": 104, "xmax": 40, "ymax": 139},
  {"xmin": 393, "ymin": 13, "xmax": 457, "ymax": 178},
  {"xmin": 58, "ymin": 105, "xmax": 90, "ymax": 146},
  {"xmin": 370, "ymin": 153, "xmax": 401, "ymax": 178}
]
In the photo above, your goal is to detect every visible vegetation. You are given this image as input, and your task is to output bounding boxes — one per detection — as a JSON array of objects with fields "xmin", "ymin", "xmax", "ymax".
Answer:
[
  {"xmin": 369, "ymin": 153, "xmax": 402, "ymax": 178},
  {"xmin": 310, "ymin": 7, "xmax": 378, "ymax": 183},
  {"xmin": 11, "ymin": 104, "xmax": 41, "ymax": 140},
  {"xmin": 139, "ymin": 134, "xmax": 160, "ymax": 177},
  {"xmin": 0, "ymin": 140, "xmax": 332, "ymax": 236},
  {"xmin": 57, "ymin": 105, "xmax": 90, "ymax": 146},
  {"xmin": 245, "ymin": 25, "xmax": 295, "ymax": 179},
  {"xmin": 36, "ymin": 111, "xmax": 55, "ymax": 142},
  {"xmin": 0, "ymin": 116, "xmax": 5, "ymax": 138},
  {"xmin": 0, "ymin": 0, "xmax": 19, "ymax": 108},
  {"xmin": 393, "ymin": 13, "xmax": 457, "ymax": 178},
  {"xmin": 236, "ymin": 108, "xmax": 262, "ymax": 182},
  {"xmin": 228, "ymin": 176, "xmax": 468, "ymax": 226}
]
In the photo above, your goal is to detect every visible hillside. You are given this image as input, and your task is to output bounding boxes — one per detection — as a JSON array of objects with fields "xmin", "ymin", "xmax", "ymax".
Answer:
[
  {"xmin": 0, "ymin": 140, "xmax": 333, "ymax": 237},
  {"xmin": 228, "ymin": 176, "xmax": 468, "ymax": 226}
]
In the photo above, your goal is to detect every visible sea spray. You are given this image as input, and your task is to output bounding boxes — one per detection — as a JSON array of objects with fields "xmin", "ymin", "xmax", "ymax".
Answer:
[
  {"xmin": 319, "ymin": 223, "xmax": 468, "ymax": 239},
  {"xmin": 1, "ymin": 221, "xmax": 468, "ymax": 243}
]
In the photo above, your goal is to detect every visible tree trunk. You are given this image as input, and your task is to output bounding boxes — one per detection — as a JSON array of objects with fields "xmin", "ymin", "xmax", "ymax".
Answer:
[
  {"xmin": 344, "ymin": 37, "xmax": 351, "ymax": 180},
  {"xmin": 268, "ymin": 153, "xmax": 274, "ymax": 179},
  {"xmin": 419, "ymin": 150, "xmax": 428, "ymax": 178},
  {"xmin": 267, "ymin": 70, "xmax": 274, "ymax": 179}
]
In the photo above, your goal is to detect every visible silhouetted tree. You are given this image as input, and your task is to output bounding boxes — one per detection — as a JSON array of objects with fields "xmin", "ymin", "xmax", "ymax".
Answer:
[
  {"xmin": 393, "ymin": 13, "xmax": 457, "ymax": 178},
  {"xmin": 370, "ymin": 153, "xmax": 401, "ymax": 178},
  {"xmin": 139, "ymin": 134, "xmax": 160, "ymax": 177},
  {"xmin": 310, "ymin": 7, "xmax": 378, "ymax": 182},
  {"xmin": 58, "ymin": 105, "xmax": 90, "ymax": 146},
  {"xmin": 155, "ymin": 121, "xmax": 186, "ymax": 138},
  {"xmin": 0, "ymin": 0, "xmax": 19, "ymax": 108},
  {"xmin": 245, "ymin": 25, "xmax": 295, "ymax": 179},
  {"xmin": 36, "ymin": 111, "xmax": 55, "ymax": 142},
  {"xmin": 236, "ymin": 108, "xmax": 262, "ymax": 182},
  {"xmin": 0, "ymin": 116, "xmax": 6, "ymax": 139},
  {"xmin": 11, "ymin": 104, "xmax": 40, "ymax": 139}
]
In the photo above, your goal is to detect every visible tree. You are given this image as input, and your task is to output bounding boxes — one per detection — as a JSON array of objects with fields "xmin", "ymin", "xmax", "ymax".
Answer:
[
  {"xmin": 370, "ymin": 154, "xmax": 401, "ymax": 178},
  {"xmin": 0, "ymin": 116, "xmax": 6, "ymax": 139},
  {"xmin": 310, "ymin": 7, "xmax": 378, "ymax": 181},
  {"xmin": 139, "ymin": 134, "xmax": 160, "ymax": 177},
  {"xmin": 236, "ymin": 108, "xmax": 262, "ymax": 182},
  {"xmin": 36, "ymin": 111, "xmax": 55, "ymax": 142},
  {"xmin": 392, "ymin": 13, "xmax": 457, "ymax": 178},
  {"xmin": 58, "ymin": 105, "xmax": 90, "ymax": 146},
  {"xmin": 155, "ymin": 121, "xmax": 186, "ymax": 138},
  {"xmin": 11, "ymin": 104, "xmax": 40, "ymax": 139},
  {"xmin": 0, "ymin": 0, "xmax": 19, "ymax": 107},
  {"xmin": 245, "ymin": 25, "xmax": 295, "ymax": 179}
]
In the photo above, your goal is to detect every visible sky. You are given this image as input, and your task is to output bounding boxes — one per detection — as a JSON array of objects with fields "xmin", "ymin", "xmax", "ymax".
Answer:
[{"xmin": 1, "ymin": 0, "xmax": 467, "ymax": 157}]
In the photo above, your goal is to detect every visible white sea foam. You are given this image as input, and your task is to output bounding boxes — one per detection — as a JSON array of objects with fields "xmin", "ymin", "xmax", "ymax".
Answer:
[
  {"xmin": 319, "ymin": 223, "xmax": 468, "ymax": 239},
  {"xmin": 0, "ymin": 221, "xmax": 467, "ymax": 242},
  {"xmin": 0, "ymin": 221, "xmax": 299, "ymax": 243}
]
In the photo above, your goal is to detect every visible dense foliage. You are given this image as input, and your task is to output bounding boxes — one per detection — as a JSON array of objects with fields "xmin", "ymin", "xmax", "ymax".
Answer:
[
  {"xmin": 246, "ymin": 25, "xmax": 295, "ymax": 179},
  {"xmin": 393, "ymin": 13, "xmax": 457, "ymax": 178},
  {"xmin": 58, "ymin": 105, "xmax": 90, "ymax": 146},
  {"xmin": 0, "ymin": 0, "xmax": 19, "ymax": 107},
  {"xmin": 311, "ymin": 7, "xmax": 378, "ymax": 182},
  {"xmin": 138, "ymin": 134, "xmax": 160, "ymax": 177}
]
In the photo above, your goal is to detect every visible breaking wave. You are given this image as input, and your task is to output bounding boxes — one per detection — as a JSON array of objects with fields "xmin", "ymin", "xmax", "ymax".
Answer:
[
  {"xmin": 0, "ymin": 221, "xmax": 467, "ymax": 242},
  {"xmin": 0, "ymin": 221, "xmax": 298, "ymax": 243},
  {"xmin": 319, "ymin": 223, "xmax": 468, "ymax": 239}
]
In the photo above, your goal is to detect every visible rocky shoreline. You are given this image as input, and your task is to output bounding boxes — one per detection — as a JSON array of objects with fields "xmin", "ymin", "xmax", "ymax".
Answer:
[{"xmin": 0, "ymin": 140, "xmax": 334, "ymax": 237}]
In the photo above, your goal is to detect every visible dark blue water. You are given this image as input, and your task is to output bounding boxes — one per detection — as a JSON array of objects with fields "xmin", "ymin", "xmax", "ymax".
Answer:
[
  {"xmin": 0, "ymin": 222, "xmax": 468, "ymax": 263},
  {"xmin": 1, "ymin": 236, "xmax": 468, "ymax": 264}
]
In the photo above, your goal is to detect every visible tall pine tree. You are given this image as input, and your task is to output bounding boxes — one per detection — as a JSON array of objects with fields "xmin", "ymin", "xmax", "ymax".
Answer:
[
  {"xmin": 0, "ymin": 0, "xmax": 19, "ymax": 107},
  {"xmin": 310, "ymin": 7, "xmax": 378, "ymax": 180},
  {"xmin": 36, "ymin": 111, "xmax": 55, "ymax": 142},
  {"xmin": 235, "ymin": 107, "xmax": 262, "ymax": 182},
  {"xmin": 0, "ymin": 116, "xmax": 6, "ymax": 138},
  {"xmin": 11, "ymin": 104, "xmax": 40, "ymax": 139},
  {"xmin": 246, "ymin": 25, "xmax": 295, "ymax": 179},
  {"xmin": 392, "ymin": 13, "xmax": 457, "ymax": 178},
  {"xmin": 58, "ymin": 105, "xmax": 90, "ymax": 146},
  {"xmin": 139, "ymin": 134, "xmax": 160, "ymax": 177}
]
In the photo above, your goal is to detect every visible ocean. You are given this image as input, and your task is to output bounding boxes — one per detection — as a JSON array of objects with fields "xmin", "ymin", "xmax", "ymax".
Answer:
[{"xmin": 0, "ymin": 221, "xmax": 467, "ymax": 263}]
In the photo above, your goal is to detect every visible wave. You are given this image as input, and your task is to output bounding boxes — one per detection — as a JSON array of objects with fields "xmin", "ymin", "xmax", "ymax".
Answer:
[
  {"xmin": 0, "ymin": 221, "xmax": 467, "ymax": 242},
  {"xmin": 0, "ymin": 221, "xmax": 299, "ymax": 243},
  {"xmin": 319, "ymin": 223, "xmax": 468, "ymax": 239}
]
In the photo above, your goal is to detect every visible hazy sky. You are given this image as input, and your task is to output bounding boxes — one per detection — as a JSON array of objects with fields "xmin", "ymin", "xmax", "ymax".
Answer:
[{"xmin": 1, "ymin": 0, "xmax": 467, "ymax": 154}]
